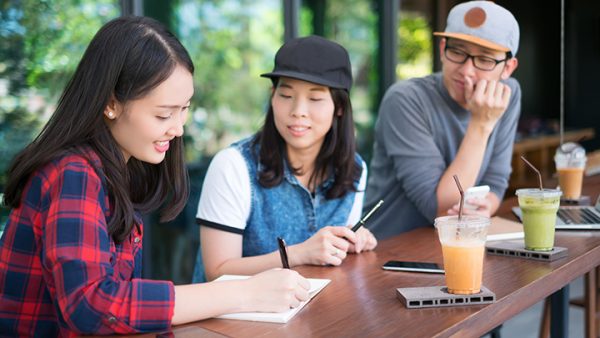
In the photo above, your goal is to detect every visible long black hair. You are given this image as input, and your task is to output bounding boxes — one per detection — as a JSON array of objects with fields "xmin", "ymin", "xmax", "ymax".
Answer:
[
  {"xmin": 254, "ymin": 83, "xmax": 361, "ymax": 199},
  {"xmin": 4, "ymin": 16, "xmax": 193, "ymax": 243}
]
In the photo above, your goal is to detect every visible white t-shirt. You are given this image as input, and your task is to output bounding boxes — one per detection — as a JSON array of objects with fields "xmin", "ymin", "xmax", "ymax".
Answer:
[{"xmin": 196, "ymin": 147, "xmax": 367, "ymax": 233}]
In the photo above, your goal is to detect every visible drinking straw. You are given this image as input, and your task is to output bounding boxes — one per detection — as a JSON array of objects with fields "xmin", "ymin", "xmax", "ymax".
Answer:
[
  {"xmin": 520, "ymin": 156, "xmax": 543, "ymax": 190},
  {"xmin": 453, "ymin": 175, "xmax": 464, "ymax": 221}
]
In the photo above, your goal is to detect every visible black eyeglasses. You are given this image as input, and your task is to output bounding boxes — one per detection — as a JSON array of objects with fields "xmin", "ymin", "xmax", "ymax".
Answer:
[{"xmin": 444, "ymin": 45, "xmax": 509, "ymax": 71}]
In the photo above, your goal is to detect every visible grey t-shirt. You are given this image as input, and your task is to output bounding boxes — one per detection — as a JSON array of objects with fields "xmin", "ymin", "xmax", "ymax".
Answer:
[{"xmin": 364, "ymin": 72, "xmax": 521, "ymax": 240}]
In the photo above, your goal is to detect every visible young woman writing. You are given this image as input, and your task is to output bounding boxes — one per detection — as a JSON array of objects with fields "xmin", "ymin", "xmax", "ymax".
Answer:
[{"xmin": 0, "ymin": 16, "xmax": 308, "ymax": 337}]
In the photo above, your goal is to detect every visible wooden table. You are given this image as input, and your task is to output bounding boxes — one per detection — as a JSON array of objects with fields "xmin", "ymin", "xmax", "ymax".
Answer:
[
  {"xmin": 498, "ymin": 172, "xmax": 600, "ymax": 338},
  {"xmin": 116, "ymin": 176, "xmax": 600, "ymax": 338}
]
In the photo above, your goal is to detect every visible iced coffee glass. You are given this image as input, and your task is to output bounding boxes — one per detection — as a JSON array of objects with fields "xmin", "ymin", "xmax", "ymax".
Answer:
[
  {"xmin": 434, "ymin": 215, "xmax": 490, "ymax": 295},
  {"xmin": 516, "ymin": 189, "xmax": 562, "ymax": 251},
  {"xmin": 555, "ymin": 142, "xmax": 587, "ymax": 200}
]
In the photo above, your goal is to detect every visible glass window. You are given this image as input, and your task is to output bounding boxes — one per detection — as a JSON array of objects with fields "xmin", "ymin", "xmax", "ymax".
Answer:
[
  {"xmin": 175, "ymin": 0, "xmax": 283, "ymax": 163},
  {"xmin": 0, "ymin": 1, "xmax": 119, "ymax": 235},
  {"xmin": 147, "ymin": 0, "xmax": 284, "ymax": 283},
  {"xmin": 397, "ymin": 0, "xmax": 434, "ymax": 80}
]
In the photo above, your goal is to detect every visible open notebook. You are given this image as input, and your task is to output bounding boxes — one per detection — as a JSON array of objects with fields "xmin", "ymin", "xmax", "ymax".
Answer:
[
  {"xmin": 213, "ymin": 274, "xmax": 330, "ymax": 323},
  {"xmin": 487, "ymin": 216, "xmax": 524, "ymax": 241}
]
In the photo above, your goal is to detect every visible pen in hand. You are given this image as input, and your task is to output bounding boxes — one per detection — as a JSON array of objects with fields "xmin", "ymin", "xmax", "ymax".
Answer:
[
  {"xmin": 351, "ymin": 199, "xmax": 384, "ymax": 232},
  {"xmin": 277, "ymin": 236, "xmax": 290, "ymax": 269}
]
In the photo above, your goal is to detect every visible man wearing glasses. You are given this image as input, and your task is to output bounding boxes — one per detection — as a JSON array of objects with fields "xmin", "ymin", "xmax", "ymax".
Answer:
[{"xmin": 364, "ymin": 1, "xmax": 520, "ymax": 239}]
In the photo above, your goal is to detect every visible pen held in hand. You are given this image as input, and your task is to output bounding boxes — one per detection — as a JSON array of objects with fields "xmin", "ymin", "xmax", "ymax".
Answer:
[
  {"xmin": 351, "ymin": 200, "xmax": 384, "ymax": 232},
  {"xmin": 277, "ymin": 236, "xmax": 290, "ymax": 269}
]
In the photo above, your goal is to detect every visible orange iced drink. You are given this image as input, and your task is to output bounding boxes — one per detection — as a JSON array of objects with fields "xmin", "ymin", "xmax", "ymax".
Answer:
[
  {"xmin": 555, "ymin": 142, "xmax": 587, "ymax": 200},
  {"xmin": 435, "ymin": 215, "xmax": 490, "ymax": 295},
  {"xmin": 441, "ymin": 242, "xmax": 485, "ymax": 294},
  {"xmin": 557, "ymin": 167, "xmax": 584, "ymax": 200}
]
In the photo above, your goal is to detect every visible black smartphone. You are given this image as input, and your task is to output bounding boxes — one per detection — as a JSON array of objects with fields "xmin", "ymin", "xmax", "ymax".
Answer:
[{"xmin": 382, "ymin": 260, "xmax": 444, "ymax": 274}]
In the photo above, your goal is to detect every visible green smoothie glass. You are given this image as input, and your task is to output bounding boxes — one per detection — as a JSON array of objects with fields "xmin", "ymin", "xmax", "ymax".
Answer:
[{"xmin": 516, "ymin": 189, "xmax": 562, "ymax": 251}]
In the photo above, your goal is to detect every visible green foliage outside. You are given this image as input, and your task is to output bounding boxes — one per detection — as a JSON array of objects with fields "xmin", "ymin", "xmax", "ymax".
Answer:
[
  {"xmin": 397, "ymin": 12, "xmax": 433, "ymax": 80},
  {"xmin": 173, "ymin": 0, "xmax": 283, "ymax": 164},
  {"xmin": 0, "ymin": 0, "xmax": 119, "ymax": 188}
]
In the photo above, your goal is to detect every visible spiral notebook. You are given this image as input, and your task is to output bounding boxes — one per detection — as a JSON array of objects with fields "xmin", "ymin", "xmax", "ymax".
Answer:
[
  {"xmin": 213, "ymin": 274, "xmax": 330, "ymax": 323},
  {"xmin": 486, "ymin": 216, "xmax": 524, "ymax": 241}
]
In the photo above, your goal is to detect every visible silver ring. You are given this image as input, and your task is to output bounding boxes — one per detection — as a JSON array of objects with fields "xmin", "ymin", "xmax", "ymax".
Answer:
[{"xmin": 333, "ymin": 249, "xmax": 341, "ymax": 257}]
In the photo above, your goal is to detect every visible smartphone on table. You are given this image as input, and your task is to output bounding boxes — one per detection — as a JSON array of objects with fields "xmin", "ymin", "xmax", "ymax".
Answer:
[
  {"xmin": 464, "ymin": 185, "xmax": 490, "ymax": 210},
  {"xmin": 382, "ymin": 260, "xmax": 444, "ymax": 274}
]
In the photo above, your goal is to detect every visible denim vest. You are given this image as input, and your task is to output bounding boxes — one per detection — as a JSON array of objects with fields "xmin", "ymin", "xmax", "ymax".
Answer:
[{"xmin": 235, "ymin": 137, "xmax": 362, "ymax": 257}]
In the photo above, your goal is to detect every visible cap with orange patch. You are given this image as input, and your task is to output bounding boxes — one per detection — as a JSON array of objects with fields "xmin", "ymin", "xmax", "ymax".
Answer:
[{"xmin": 434, "ymin": 1, "xmax": 520, "ymax": 56}]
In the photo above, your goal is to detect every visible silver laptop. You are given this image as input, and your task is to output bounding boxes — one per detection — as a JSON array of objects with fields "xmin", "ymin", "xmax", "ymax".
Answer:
[{"xmin": 512, "ymin": 195, "xmax": 600, "ymax": 230}]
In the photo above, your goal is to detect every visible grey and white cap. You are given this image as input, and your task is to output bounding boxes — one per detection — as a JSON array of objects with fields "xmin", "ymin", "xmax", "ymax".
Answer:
[{"xmin": 434, "ymin": 1, "xmax": 520, "ymax": 56}]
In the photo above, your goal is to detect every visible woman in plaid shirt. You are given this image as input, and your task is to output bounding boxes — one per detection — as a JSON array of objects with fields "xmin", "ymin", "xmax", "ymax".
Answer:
[{"xmin": 0, "ymin": 16, "xmax": 309, "ymax": 337}]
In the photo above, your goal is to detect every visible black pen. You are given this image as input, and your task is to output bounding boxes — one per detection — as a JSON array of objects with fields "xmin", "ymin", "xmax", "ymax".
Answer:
[
  {"xmin": 351, "ymin": 200, "xmax": 384, "ymax": 232},
  {"xmin": 277, "ymin": 236, "xmax": 290, "ymax": 269}
]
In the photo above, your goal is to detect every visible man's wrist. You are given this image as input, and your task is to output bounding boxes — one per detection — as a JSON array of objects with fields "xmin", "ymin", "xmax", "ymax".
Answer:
[{"xmin": 467, "ymin": 119, "xmax": 494, "ymax": 137}]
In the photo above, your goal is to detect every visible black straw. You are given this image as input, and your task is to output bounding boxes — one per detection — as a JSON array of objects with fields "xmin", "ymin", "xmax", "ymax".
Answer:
[
  {"xmin": 520, "ymin": 156, "xmax": 543, "ymax": 190},
  {"xmin": 453, "ymin": 175, "xmax": 464, "ymax": 221}
]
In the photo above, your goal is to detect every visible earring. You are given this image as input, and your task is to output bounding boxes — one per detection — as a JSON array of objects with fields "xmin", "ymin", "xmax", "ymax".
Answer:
[{"xmin": 107, "ymin": 111, "xmax": 115, "ymax": 119}]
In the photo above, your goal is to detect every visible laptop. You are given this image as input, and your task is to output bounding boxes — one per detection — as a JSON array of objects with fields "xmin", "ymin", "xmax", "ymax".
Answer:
[{"xmin": 512, "ymin": 195, "xmax": 600, "ymax": 230}]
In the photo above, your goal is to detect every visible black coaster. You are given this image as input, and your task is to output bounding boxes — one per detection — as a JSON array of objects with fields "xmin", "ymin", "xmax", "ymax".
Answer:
[
  {"xmin": 396, "ymin": 286, "xmax": 495, "ymax": 309},
  {"xmin": 560, "ymin": 195, "xmax": 591, "ymax": 206},
  {"xmin": 485, "ymin": 241, "xmax": 568, "ymax": 261}
]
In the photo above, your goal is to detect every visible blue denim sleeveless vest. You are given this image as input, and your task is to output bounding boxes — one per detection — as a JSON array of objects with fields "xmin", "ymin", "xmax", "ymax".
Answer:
[
  {"xmin": 192, "ymin": 136, "xmax": 362, "ymax": 282},
  {"xmin": 236, "ymin": 137, "xmax": 362, "ymax": 257}
]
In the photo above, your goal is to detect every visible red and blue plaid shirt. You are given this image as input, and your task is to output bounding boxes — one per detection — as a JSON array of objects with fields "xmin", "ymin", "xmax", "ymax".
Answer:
[{"xmin": 0, "ymin": 150, "xmax": 175, "ymax": 337}]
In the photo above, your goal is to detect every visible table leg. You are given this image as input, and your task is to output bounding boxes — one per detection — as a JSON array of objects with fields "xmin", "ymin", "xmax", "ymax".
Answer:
[
  {"xmin": 584, "ymin": 268, "xmax": 597, "ymax": 338},
  {"xmin": 550, "ymin": 285, "xmax": 569, "ymax": 338}
]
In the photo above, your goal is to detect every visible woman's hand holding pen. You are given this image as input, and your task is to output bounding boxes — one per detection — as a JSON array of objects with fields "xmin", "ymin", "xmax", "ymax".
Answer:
[
  {"xmin": 288, "ymin": 226, "xmax": 356, "ymax": 266},
  {"xmin": 347, "ymin": 199, "xmax": 381, "ymax": 253},
  {"xmin": 242, "ymin": 269, "xmax": 310, "ymax": 312},
  {"xmin": 347, "ymin": 227, "xmax": 377, "ymax": 253}
]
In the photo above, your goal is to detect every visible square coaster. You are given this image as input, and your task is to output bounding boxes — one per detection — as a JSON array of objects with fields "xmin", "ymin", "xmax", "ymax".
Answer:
[
  {"xmin": 397, "ymin": 286, "xmax": 495, "ymax": 309},
  {"xmin": 485, "ymin": 241, "xmax": 568, "ymax": 261},
  {"xmin": 561, "ymin": 195, "xmax": 591, "ymax": 206}
]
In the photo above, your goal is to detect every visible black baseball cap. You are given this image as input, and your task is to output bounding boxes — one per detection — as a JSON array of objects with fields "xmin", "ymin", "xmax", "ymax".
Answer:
[{"xmin": 261, "ymin": 35, "xmax": 353, "ymax": 91}]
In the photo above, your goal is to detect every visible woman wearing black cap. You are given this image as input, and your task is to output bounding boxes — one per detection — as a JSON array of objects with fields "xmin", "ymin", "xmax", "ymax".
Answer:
[{"xmin": 194, "ymin": 36, "xmax": 377, "ymax": 281}]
